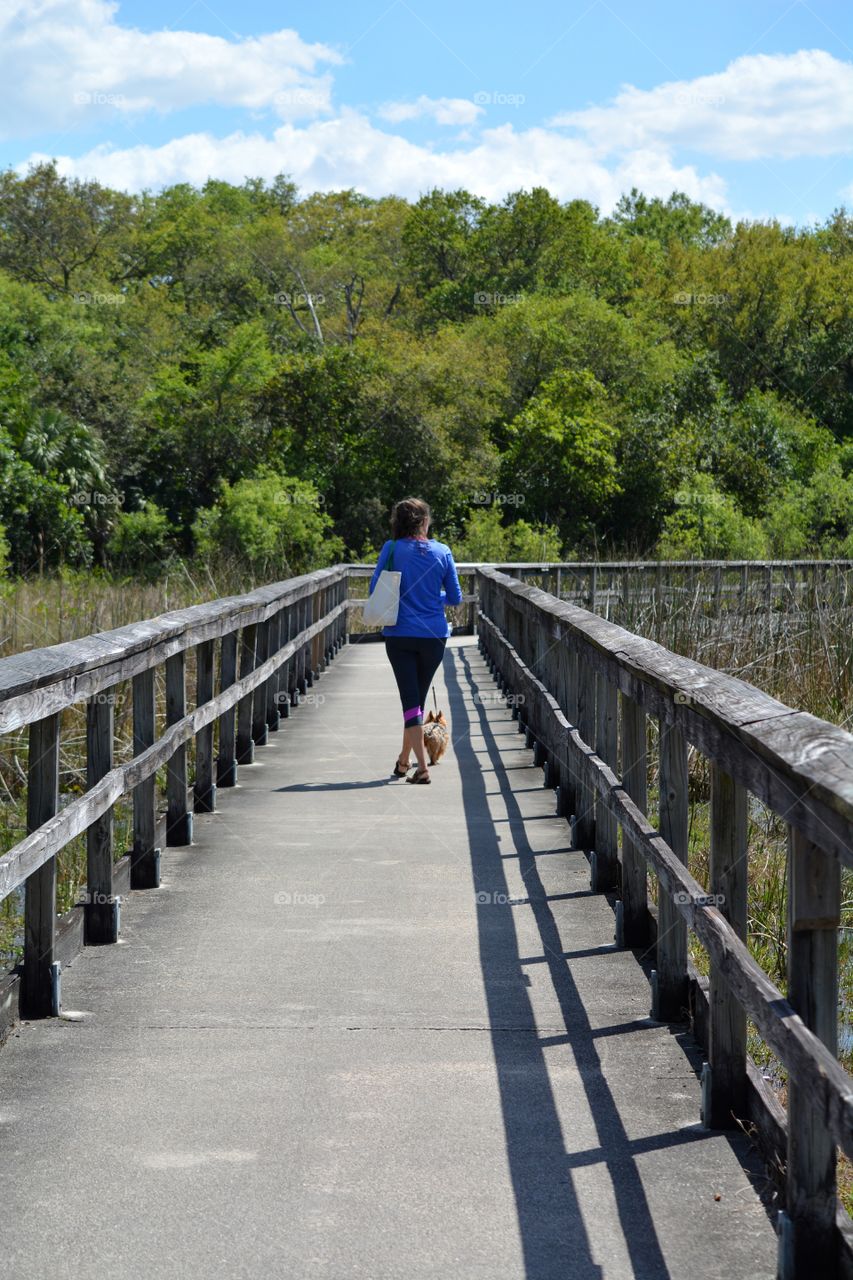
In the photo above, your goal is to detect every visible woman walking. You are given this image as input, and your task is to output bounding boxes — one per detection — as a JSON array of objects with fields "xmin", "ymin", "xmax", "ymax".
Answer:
[{"xmin": 369, "ymin": 497, "xmax": 462, "ymax": 784}]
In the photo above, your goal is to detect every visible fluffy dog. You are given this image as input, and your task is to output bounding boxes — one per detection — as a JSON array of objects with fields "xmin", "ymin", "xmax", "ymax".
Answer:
[{"xmin": 423, "ymin": 710, "xmax": 450, "ymax": 765}]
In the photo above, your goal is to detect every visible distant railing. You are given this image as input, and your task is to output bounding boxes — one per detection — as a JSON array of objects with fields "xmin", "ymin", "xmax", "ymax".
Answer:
[
  {"xmin": 475, "ymin": 566, "xmax": 853, "ymax": 1280},
  {"xmin": 0, "ymin": 568, "xmax": 348, "ymax": 1018},
  {"xmin": 347, "ymin": 559, "xmax": 853, "ymax": 631}
]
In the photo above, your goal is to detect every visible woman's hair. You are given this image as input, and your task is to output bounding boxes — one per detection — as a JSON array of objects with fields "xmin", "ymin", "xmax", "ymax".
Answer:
[{"xmin": 391, "ymin": 496, "xmax": 431, "ymax": 539}]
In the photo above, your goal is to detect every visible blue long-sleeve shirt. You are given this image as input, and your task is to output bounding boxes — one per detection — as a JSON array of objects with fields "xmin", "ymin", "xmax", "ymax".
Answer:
[{"xmin": 369, "ymin": 537, "xmax": 463, "ymax": 638}]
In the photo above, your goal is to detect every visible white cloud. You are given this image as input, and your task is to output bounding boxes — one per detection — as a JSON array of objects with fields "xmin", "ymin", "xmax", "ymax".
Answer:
[
  {"xmin": 552, "ymin": 49, "xmax": 853, "ymax": 161},
  {"xmin": 24, "ymin": 111, "xmax": 730, "ymax": 212},
  {"xmin": 0, "ymin": 0, "xmax": 341, "ymax": 138},
  {"xmin": 377, "ymin": 95, "xmax": 483, "ymax": 126}
]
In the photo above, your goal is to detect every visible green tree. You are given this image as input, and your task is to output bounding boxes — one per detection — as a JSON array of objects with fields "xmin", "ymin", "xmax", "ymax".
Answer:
[{"xmin": 192, "ymin": 470, "xmax": 343, "ymax": 576}]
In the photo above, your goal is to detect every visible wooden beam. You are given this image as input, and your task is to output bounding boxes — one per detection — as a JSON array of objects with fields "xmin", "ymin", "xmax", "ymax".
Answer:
[
  {"xmin": 22, "ymin": 714, "xmax": 60, "ymax": 1016},
  {"xmin": 131, "ymin": 668, "xmax": 158, "ymax": 888},
  {"xmin": 85, "ymin": 690, "xmax": 117, "ymax": 943}
]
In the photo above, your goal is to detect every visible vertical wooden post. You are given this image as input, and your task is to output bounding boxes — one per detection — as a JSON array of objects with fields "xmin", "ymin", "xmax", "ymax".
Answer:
[
  {"xmin": 236, "ymin": 623, "xmax": 257, "ymax": 763},
  {"xmin": 654, "ymin": 721, "xmax": 689, "ymax": 1020},
  {"xmin": 705, "ymin": 762, "xmax": 748, "ymax": 1127},
  {"xmin": 305, "ymin": 591, "xmax": 315, "ymax": 687},
  {"xmin": 296, "ymin": 598, "xmax": 308, "ymax": 696},
  {"xmin": 561, "ymin": 646, "xmax": 579, "ymax": 822},
  {"xmin": 22, "ymin": 713, "xmax": 60, "ymax": 1016},
  {"xmin": 574, "ymin": 653, "xmax": 596, "ymax": 850},
  {"xmin": 194, "ymin": 639, "xmax": 216, "ymax": 813},
  {"xmin": 165, "ymin": 652, "xmax": 191, "ymax": 846},
  {"xmin": 265, "ymin": 610, "xmax": 282, "ymax": 731},
  {"xmin": 784, "ymin": 828, "xmax": 841, "ymax": 1276},
  {"xmin": 252, "ymin": 619, "xmax": 269, "ymax": 746},
  {"xmin": 85, "ymin": 690, "xmax": 117, "ymax": 943},
  {"xmin": 589, "ymin": 564, "xmax": 597, "ymax": 612},
  {"xmin": 131, "ymin": 668, "xmax": 158, "ymax": 888},
  {"xmin": 273, "ymin": 605, "xmax": 289, "ymax": 721},
  {"xmin": 619, "ymin": 693, "xmax": 648, "ymax": 946},
  {"xmin": 592, "ymin": 673, "xmax": 618, "ymax": 890},
  {"xmin": 217, "ymin": 631, "xmax": 238, "ymax": 786}
]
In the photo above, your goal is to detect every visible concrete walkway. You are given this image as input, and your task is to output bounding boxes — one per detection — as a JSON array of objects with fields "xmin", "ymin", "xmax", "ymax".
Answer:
[{"xmin": 0, "ymin": 638, "xmax": 776, "ymax": 1280}]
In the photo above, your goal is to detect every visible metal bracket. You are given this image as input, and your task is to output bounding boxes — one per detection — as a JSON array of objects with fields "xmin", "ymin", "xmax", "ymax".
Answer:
[
  {"xmin": 700, "ymin": 1061, "xmax": 712, "ymax": 1126},
  {"xmin": 50, "ymin": 961, "xmax": 62, "ymax": 1016}
]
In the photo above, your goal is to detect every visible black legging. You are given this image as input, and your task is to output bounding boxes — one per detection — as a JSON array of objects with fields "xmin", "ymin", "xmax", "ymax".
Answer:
[{"xmin": 384, "ymin": 636, "xmax": 447, "ymax": 726}]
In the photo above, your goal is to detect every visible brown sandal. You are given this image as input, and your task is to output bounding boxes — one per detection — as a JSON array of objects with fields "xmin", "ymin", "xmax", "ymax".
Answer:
[
  {"xmin": 392, "ymin": 758, "xmax": 410, "ymax": 777},
  {"xmin": 407, "ymin": 767, "xmax": 431, "ymax": 784}
]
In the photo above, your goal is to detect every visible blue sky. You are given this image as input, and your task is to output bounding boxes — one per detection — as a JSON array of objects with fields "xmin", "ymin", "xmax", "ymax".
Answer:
[{"xmin": 3, "ymin": 0, "xmax": 853, "ymax": 222}]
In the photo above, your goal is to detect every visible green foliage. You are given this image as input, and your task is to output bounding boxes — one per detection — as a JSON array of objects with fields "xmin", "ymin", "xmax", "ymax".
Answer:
[
  {"xmin": 502, "ymin": 369, "xmax": 620, "ymax": 545},
  {"xmin": 192, "ymin": 471, "xmax": 343, "ymax": 576},
  {"xmin": 0, "ymin": 162, "xmax": 852, "ymax": 573},
  {"xmin": 455, "ymin": 507, "xmax": 563, "ymax": 561},
  {"xmin": 659, "ymin": 475, "xmax": 768, "ymax": 559},
  {"xmin": 106, "ymin": 502, "xmax": 177, "ymax": 577}
]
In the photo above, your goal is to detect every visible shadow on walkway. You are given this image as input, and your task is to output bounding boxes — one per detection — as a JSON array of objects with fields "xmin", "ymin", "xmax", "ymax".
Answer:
[{"xmin": 442, "ymin": 643, "xmax": 725, "ymax": 1280}]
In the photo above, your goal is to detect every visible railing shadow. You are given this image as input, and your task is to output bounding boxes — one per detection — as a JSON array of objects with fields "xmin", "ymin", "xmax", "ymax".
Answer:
[{"xmin": 444, "ymin": 643, "xmax": 725, "ymax": 1280}]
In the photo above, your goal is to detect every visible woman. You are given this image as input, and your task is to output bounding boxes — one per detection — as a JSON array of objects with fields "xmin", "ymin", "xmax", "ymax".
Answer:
[{"xmin": 369, "ymin": 497, "xmax": 462, "ymax": 784}]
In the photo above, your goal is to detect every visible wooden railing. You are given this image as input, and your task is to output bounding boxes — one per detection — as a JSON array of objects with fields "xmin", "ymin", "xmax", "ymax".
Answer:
[
  {"xmin": 475, "ymin": 566, "xmax": 853, "ymax": 1279},
  {"xmin": 0, "ymin": 568, "xmax": 348, "ymax": 1019}
]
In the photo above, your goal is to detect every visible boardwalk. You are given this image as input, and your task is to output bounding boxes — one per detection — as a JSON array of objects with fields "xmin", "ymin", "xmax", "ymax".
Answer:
[{"xmin": 0, "ymin": 637, "xmax": 776, "ymax": 1280}]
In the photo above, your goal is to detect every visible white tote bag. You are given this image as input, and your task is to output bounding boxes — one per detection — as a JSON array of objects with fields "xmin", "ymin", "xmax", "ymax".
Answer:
[{"xmin": 363, "ymin": 540, "xmax": 401, "ymax": 626}]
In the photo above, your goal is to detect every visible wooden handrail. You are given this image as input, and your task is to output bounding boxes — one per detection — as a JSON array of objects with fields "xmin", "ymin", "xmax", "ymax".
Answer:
[
  {"xmin": 0, "ymin": 566, "xmax": 349, "ymax": 1019},
  {"xmin": 475, "ymin": 565, "xmax": 853, "ymax": 1278}
]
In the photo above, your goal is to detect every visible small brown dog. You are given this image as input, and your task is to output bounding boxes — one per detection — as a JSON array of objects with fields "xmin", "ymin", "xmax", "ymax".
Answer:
[{"xmin": 423, "ymin": 710, "xmax": 450, "ymax": 765}]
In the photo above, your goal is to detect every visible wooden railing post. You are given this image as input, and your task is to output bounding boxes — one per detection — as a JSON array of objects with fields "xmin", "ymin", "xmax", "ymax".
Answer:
[
  {"xmin": 653, "ymin": 721, "xmax": 689, "ymax": 1020},
  {"xmin": 131, "ymin": 668, "xmax": 159, "ymax": 887},
  {"xmin": 619, "ymin": 692, "xmax": 648, "ymax": 947},
  {"xmin": 194, "ymin": 639, "xmax": 216, "ymax": 813},
  {"xmin": 252, "ymin": 619, "xmax": 270, "ymax": 746},
  {"xmin": 592, "ymin": 672, "xmax": 618, "ymax": 891},
  {"xmin": 273, "ymin": 605, "xmax": 289, "ymax": 721},
  {"xmin": 781, "ymin": 829, "xmax": 841, "ymax": 1278},
  {"xmin": 22, "ymin": 712, "xmax": 60, "ymax": 1017},
  {"xmin": 561, "ymin": 646, "xmax": 579, "ymax": 823},
  {"xmin": 296, "ymin": 597, "xmax": 308, "ymax": 697},
  {"xmin": 574, "ymin": 654, "xmax": 596, "ymax": 850},
  {"xmin": 216, "ymin": 631, "xmax": 238, "ymax": 786},
  {"xmin": 165, "ymin": 652, "xmax": 192, "ymax": 846},
  {"xmin": 264, "ymin": 610, "xmax": 281, "ymax": 732},
  {"xmin": 236, "ymin": 623, "xmax": 257, "ymax": 763},
  {"xmin": 703, "ymin": 763, "xmax": 748, "ymax": 1128},
  {"xmin": 85, "ymin": 690, "xmax": 118, "ymax": 944}
]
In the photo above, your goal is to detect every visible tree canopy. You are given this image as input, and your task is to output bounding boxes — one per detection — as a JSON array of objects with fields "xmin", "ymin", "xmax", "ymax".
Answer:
[{"xmin": 2, "ymin": 160, "xmax": 853, "ymax": 575}]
